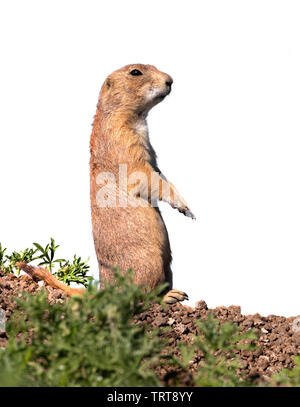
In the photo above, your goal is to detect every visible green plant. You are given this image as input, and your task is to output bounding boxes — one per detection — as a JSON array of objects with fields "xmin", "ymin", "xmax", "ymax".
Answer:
[
  {"xmin": 271, "ymin": 356, "xmax": 300, "ymax": 386},
  {"xmin": 54, "ymin": 255, "xmax": 93, "ymax": 287},
  {"xmin": 0, "ymin": 269, "xmax": 167, "ymax": 387},
  {"xmin": 0, "ymin": 243, "xmax": 7, "ymax": 270},
  {"xmin": 175, "ymin": 313, "xmax": 257, "ymax": 387},
  {"xmin": 0, "ymin": 239, "xmax": 91, "ymax": 287},
  {"xmin": 33, "ymin": 238, "xmax": 65, "ymax": 272},
  {"xmin": 5, "ymin": 248, "xmax": 38, "ymax": 275}
]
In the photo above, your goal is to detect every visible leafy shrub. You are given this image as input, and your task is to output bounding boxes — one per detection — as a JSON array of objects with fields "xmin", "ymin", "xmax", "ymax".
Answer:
[
  {"xmin": 33, "ymin": 239, "xmax": 65, "ymax": 272},
  {"xmin": 5, "ymin": 248, "xmax": 38, "ymax": 275},
  {"xmin": 0, "ymin": 270, "xmax": 166, "ymax": 387},
  {"xmin": 54, "ymin": 255, "xmax": 92, "ymax": 287},
  {"xmin": 0, "ymin": 239, "xmax": 91, "ymax": 287}
]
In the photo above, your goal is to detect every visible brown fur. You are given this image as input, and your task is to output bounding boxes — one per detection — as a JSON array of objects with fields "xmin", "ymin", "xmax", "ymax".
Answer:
[
  {"xmin": 18, "ymin": 64, "xmax": 194, "ymax": 303},
  {"xmin": 90, "ymin": 64, "xmax": 194, "ymax": 294}
]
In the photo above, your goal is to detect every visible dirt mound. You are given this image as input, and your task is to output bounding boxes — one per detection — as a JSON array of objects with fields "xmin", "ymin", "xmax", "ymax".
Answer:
[
  {"xmin": 0, "ymin": 271, "xmax": 67, "ymax": 348},
  {"xmin": 1, "ymin": 271, "xmax": 300, "ymax": 385},
  {"xmin": 133, "ymin": 301, "xmax": 300, "ymax": 385}
]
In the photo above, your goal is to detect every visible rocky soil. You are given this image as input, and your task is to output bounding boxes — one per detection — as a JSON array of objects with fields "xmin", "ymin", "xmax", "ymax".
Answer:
[{"xmin": 1, "ymin": 270, "xmax": 300, "ymax": 386}]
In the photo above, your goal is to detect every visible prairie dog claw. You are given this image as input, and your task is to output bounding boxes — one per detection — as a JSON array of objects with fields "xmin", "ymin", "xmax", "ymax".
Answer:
[
  {"xmin": 177, "ymin": 206, "xmax": 196, "ymax": 220},
  {"xmin": 184, "ymin": 209, "xmax": 196, "ymax": 220}
]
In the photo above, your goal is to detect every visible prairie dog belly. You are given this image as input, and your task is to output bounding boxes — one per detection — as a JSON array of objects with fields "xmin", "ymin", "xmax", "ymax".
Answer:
[{"xmin": 91, "ymin": 205, "xmax": 170, "ymax": 289}]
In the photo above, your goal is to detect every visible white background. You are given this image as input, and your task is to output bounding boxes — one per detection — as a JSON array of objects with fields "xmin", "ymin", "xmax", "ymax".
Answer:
[{"xmin": 1, "ymin": 0, "xmax": 300, "ymax": 316}]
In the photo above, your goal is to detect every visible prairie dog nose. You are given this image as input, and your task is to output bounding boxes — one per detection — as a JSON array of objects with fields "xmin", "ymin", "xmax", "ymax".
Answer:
[{"xmin": 165, "ymin": 76, "xmax": 173, "ymax": 88}]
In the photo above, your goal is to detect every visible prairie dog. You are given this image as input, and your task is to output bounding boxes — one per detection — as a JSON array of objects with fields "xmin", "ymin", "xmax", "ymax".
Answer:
[
  {"xmin": 18, "ymin": 64, "xmax": 195, "ymax": 304},
  {"xmin": 90, "ymin": 64, "xmax": 195, "ymax": 303}
]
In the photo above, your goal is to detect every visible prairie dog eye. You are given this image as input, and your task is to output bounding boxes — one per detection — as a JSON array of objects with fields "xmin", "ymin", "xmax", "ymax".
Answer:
[{"xmin": 129, "ymin": 69, "xmax": 143, "ymax": 76}]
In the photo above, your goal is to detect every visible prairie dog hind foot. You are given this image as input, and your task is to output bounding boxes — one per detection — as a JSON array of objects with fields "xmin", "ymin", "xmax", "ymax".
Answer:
[{"xmin": 163, "ymin": 289, "xmax": 189, "ymax": 304}]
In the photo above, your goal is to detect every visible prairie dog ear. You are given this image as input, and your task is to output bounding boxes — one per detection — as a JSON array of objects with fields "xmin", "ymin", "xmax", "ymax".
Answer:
[{"xmin": 106, "ymin": 77, "xmax": 112, "ymax": 89}]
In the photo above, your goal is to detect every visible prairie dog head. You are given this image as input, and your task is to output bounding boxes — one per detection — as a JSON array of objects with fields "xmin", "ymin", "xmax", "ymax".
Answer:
[{"xmin": 99, "ymin": 64, "xmax": 173, "ymax": 116}]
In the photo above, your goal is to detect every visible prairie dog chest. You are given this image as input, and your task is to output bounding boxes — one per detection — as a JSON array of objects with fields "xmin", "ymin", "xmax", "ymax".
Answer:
[
  {"xmin": 133, "ymin": 118, "xmax": 158, "ymax": 168},
  {"xmin": 134, "ymin": 118, "xmax": 149, "ymax": 150}
]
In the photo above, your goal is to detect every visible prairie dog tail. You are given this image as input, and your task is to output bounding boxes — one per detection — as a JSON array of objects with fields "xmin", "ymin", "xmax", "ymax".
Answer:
[{"xmin": 16, "ymin": 262, "xmax": 84, "ymax": 296}]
